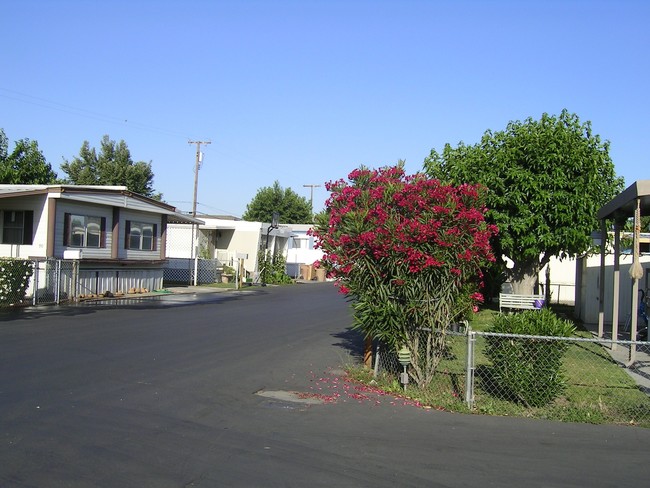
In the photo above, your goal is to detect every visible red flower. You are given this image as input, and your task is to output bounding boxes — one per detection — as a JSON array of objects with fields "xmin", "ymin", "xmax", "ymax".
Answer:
[
  {"xmin": 471, "ymin": 292, "xmax": 484, "ymax": 303},
  {"xmin": 310, "ymin": 165, "xmax": 498, "ymax": 328}
]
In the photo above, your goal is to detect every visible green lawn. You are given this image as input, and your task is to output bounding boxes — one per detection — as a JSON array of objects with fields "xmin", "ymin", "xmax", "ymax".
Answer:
[{"xmin": 349, "ymin": 305, "xmax": 650, "ymax": 427}]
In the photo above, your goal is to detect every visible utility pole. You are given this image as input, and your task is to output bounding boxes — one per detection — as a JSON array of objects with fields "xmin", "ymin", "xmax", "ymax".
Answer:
[
  {"xmin": 303, "ymin": 184, "xmax": 321, "ymax": 215},
  {"xmin": 188, "ymin": 140, "xmax": 210, "ymax": 287},
  {"xmin": 189, "ymin": 140, "xmax": 211, "ymax": 217}
]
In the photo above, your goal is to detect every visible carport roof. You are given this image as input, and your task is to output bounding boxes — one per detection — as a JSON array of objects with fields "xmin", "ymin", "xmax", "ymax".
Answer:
[{"xmin": 597, "ymin": 180, "xmax": 650, "ymax": 221}]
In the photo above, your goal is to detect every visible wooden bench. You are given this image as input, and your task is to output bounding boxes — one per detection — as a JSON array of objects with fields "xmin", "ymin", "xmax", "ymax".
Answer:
[{"xmin": 499, "ymin": 293, "xmax": 545, "ymax": 313}]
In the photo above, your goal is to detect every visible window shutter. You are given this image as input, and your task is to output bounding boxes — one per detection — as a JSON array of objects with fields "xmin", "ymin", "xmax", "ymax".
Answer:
[
  {"xmin": 125, "ymin": 220, "xmax": 131, "ymax": 249},
  {"xmin": 63, "ymin": 213, "xmax": 70, "ymax": 246},
  {"xmin": 23, "ymin": 210, "xmax": 34, "ymax": 245},
  {"xmin": 152, "ymin": 224, "xmax": 158, "ymax": 251},
  {"xmin": 100, "ymin": 217, "xmax": 107, "ymax": 248}
]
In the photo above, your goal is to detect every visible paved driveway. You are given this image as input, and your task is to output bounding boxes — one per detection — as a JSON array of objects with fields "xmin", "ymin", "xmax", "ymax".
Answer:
[{"xmin": 1, "ymin": 284, "xmax": 649, "ymax": 487}]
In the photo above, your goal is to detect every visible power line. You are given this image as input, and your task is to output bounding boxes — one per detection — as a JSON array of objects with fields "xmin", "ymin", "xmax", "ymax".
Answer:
[{"xmin": 0, "ymin": 87, "xmax": 192, "ymax": 139}]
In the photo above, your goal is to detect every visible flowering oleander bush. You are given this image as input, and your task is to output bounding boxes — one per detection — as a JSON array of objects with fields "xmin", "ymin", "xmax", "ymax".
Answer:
[
  {"xmin": 0, "ymin": 258, "xmax": 34, "ymax": 305},
  {"xmin": 311, "ymin": 165, "xmax": 497, "ymax": 387}
]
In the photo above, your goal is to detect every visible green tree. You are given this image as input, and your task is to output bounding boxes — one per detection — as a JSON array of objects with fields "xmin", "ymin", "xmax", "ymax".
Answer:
[
  {"xmin": 424, "ymin": 110, "xmax": 624, "ymax": 295},
  {"xmin": 0, "ymin": 129, "xmax": 57, "ymax": 184},
  {"xmin": 242, "ymin": 181, "xmax": 312, "ymax": 223},
  {"xmin": 60, "ymin": 135, "xmax": 160, "ymax": 199}
]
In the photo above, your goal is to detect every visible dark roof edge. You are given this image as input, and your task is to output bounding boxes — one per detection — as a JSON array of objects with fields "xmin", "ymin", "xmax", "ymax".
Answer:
[{"xmin": 597, "ymin": 180, "xmax": 650, "ymax": 220}]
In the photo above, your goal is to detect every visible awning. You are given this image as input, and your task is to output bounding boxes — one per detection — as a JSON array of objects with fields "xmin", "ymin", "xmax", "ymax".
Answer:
[
  {"xmin": 596, "ymin": 180, "xmax": 650, "ymax": 366},
  {"xmin": 597, "ymin": 180, "xmax": 650, "ymax": 221}
]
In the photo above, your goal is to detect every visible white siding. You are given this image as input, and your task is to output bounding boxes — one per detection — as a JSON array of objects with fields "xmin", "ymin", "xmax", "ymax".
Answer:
[
  {"xmin": 54, "ymin": 202, "xmax": 163, "ymax": 261},
  {"xmin": 119, "ymin": 209, "xmax": 163, "ymax": 260},
  {"xmin": 54, "ymin": 201, "xmax": 113, "ymax": 259},
  {"xmin": 227, "ymin": 226, "xmax": 262, "ymax": 273},
  {"xmin": 0, "ymin": 194, "xmax": 49, "ymax": 258},
  {"xmin": 577, "ymin": 253, "xmax": 650, "ymax": 326},
  {"xmin": 59, "ymin": 192, "xmax": 169, "ymax": 214}
]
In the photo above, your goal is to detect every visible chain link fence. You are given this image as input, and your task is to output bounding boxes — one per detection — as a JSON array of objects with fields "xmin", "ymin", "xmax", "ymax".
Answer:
[
  {"xmin": 0, "ymin": 256, "xmax": 224, "ymax": 307},
  {"xmin": 32, "ymin": 259, "xmax": 77, "ymax": 305},
  {"xmin": 164, "ymin": 223, "xmax": 234, "ymax": 285},
  {"xmin": 0, "ymin": 258, "xmax": 77, "ymax": 307},
  {"xmin": 374, "ymin": 328, "xmax": 650, "ymax": 427},
  {"xmin": 163, "ymin": 257, "xmax": 222, "ymax": 285},
  {"xmin": 0, "ymin": 254, "xmax": 225, "ymax": 308}
]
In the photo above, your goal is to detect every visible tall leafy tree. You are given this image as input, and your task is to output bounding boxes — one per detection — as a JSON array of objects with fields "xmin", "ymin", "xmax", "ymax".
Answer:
[
  {"xmin": 424, "ymin": 110, "xmax": 624, "ymax": 294},
  {"xmin": 60, "ymin": 135, "xmax": 160, "ymax": 199},
  {"xmin": 242, "ymin": 181, "xmax": 312, "ymax": 223},
  {"xmin": 0, "ymin": 129, "xmax": 57, "ymax": 184}
]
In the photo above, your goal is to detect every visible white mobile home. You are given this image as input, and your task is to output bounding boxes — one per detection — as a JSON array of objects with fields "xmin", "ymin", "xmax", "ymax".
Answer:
[
  {"xmin": 166, "ymin": 216, "xmax": 294, "ymax": 280},
  {"xmin": 0, "ymin": 185, "xmax": 201, "ymax": 295}
]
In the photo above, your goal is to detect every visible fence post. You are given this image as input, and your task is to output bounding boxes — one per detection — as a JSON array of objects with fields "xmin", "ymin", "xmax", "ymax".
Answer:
[
  {"xmin": 32, "ymin": 259, "xmax": 39, "ymax": 306},
  {"xmin": 72, "ymin": 260, "xmax": 79, "ymax": 301},
  {"xmin": 55, "ymin": 259, "xmax": 61, "ymax": 304},
  {"xmin": 373, "ymin": 343, "xmax": 381, "ymax": 378},
  {"xmin": 465, "ymin": 329, "xmax": 476, "ymax": 409}
]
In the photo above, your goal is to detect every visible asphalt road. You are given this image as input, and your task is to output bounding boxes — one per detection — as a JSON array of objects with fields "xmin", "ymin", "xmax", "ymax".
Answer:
[{"xmin": 1, "ymin": 284, "xmax": 649, "ymax": 487}]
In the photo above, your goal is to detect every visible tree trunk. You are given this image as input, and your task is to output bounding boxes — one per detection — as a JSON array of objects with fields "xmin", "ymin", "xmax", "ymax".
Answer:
[
  {"xmin": 544, "ymin": 265, "xmax": 552, "ymax": 305},
  {"xmin": 510, "ymin": 267, "xmax": 540, "ymax": 295},
  {"xmin": 363, "ymin": 336, "xmax": 373, "ymax": 369}
]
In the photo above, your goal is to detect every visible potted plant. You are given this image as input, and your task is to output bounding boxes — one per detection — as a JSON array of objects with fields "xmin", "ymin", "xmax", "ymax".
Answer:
[{"xmin": 221, "ymin": 265, "xmax": 236, "ymax": 283}]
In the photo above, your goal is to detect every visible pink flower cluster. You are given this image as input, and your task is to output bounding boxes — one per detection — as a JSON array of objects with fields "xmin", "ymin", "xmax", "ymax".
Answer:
[{"xmin": 311, "ymin": 166, "xmax": 497, "ymax": 302}]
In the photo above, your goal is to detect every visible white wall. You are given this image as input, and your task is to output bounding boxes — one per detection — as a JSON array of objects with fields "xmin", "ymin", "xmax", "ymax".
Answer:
[
  {"xmin": 577, "ymin": 253, "xmax": 650, "ymax": 326},
  {"xmin": 166, "ymin": 219, "xmax": 265, "ymax": 275},
  {"xmin": 226, "ymin": 221, "xmax": 262, "ymax": 273},
  {"xmin": 285, "ymin": 224, "xmax": 324, "ymax": 278},
  {"xmin": 167, "ymin": 219, "xmax": 326, "ymax": 279},
  {"xmin": 286, "ymin": 248, "xmax": 324, "ymax": 278},
  {"xmin": 539, "ymin": 256, "xmax": 577, "ymax": 304},
  {"xmin": 165, "ymin": 224, "xmax": 195, "ymax": 258},
  {"xmin": 0, "ymin": 194, "xmax": 49, "ymax": 258},
  {"xmin": 501, "ymin": 251, "xmax": 650, "ymax": 327}
]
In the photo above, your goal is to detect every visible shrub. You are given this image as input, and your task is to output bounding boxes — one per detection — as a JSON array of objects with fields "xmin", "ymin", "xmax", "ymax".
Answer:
[
  {"xmin": 257, "ymin": 249, "xmax": 292, "ymax": 284},
  {"xmin": 0, "ymin": 258, "xmax": 34, "ymax": 306},
  {"xmin": 485, "ymin": 309, "xmax": 575, "ymax": 407},
  {"xmin": 311, "ymin": 165, "xmax": 497, "ymax": 387}
]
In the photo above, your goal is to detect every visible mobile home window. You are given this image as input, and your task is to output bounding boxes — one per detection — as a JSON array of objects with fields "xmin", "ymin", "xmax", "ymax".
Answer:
[
  {"xmin": 2, "ymin": 210, "xmax": 34, "ymax": 245},
  {"xmin": 125, "ymin": 221, "xmax": 157, "ymax": 251},
  {"xmin": 64, "ymin": 214, "xmax": 106, "ymax": 248}
]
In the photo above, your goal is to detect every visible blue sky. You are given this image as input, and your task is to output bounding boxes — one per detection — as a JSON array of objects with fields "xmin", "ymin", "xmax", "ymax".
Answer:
[{"xmin": 2, "ymin": 0, "xmax": 648, "ymax": 218}]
